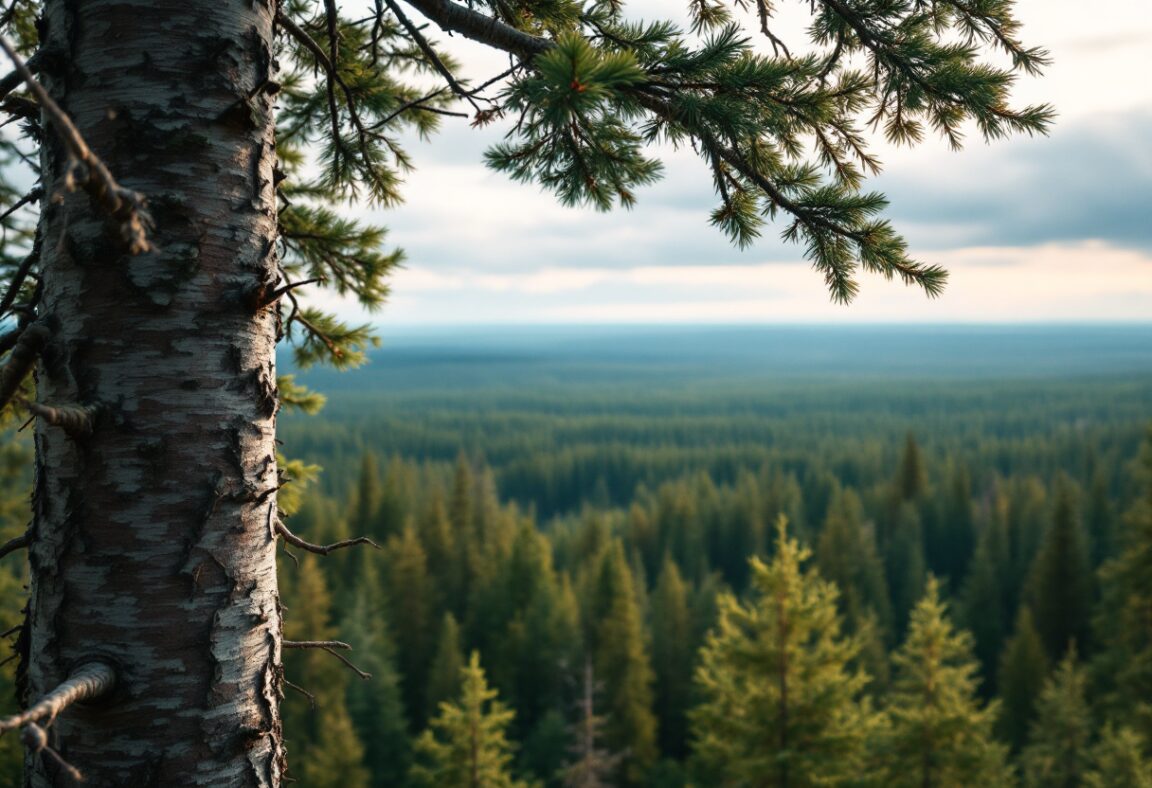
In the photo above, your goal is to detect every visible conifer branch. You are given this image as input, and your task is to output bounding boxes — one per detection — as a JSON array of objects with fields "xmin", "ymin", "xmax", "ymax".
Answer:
[
  {"xmin": 0, "ymin": 322, "xmax": 48, "ymax": 410},
  {"xmin": 274, "ymin": 519, "xmax": 380, "ymax": 556},
  {"xmin": 0, "ymin": 36, "xmax": 153, "ymax": 253},
  {"xmin": 400, "ymin": 0, "xmax": 549, "ymax": 59},
  {"xmin": 21, "ymin": 722, "xmax": 84, "ymax": 783},
  {"xmin": 0, "ymin": 529, "xmax": 29, "ymax": 561},
  {"xmin": 0, "ymin": 234, "xmax": 38, "ymax": 319},
  {"xmin": 0, "ymin": 661, "xmax": 116, "ymax": 734},
  {"xmin": 383, "ymin": 0, "xmax": 481, "ymax": 112}
]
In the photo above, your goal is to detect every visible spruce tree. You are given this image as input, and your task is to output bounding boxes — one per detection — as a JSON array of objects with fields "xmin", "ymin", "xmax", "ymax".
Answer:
[
  {"xmin": 1093, "ymin": 429, "xmax": 1152, "ymax": 739},
  {"xmin": 878, "ymin": 577, "xmax": 1013, "ymax": 787},
  {"xmin": 1084, "ymin": 725, "xmax": 1152, "ymax": 788},
  {"xmin": 342, "ymin": 555, "xmax": 412, "ymax": 787},
  {"xmin": 1020, "ymin": 649, "xmax": 1093, "ymax": 788},
  {"xmin": 586, "ymin": 540, "xmax": 658, "ymax": 783},
  {"xmin": 650, "ymin": 556, "xmax": 694, "ymax": 759},
  {"xmin": 1025, "ymin": 476, "xmax": 1093, "ymax": 661},
  {"xmin": 411, "ymin": 652, "xmax": 528, "ymax": 788},
  {"xmin": 280, "ymin": 557, "xmax": 369, "ymax": 788},
  {"xmin": 997, "ymin": 606, "xmax": 1051, "ymax": 751},
  {"xmin": 384, "ymin": 525, "xmax": 435, "ymax": 727},
  {"xmin": 815, "ymin": 485, "xmax": 894, "ymax": 639},
  {"xmin": 426, "ymin": 613, "xmax": 466, "ymax": 725},
  {"xmin": 960, "ymin": 497, "xmax": 1013, "ymax": 680},
  {"xmin": 690, "ymin": 517, "xmax": 879, "ymax": 786}
]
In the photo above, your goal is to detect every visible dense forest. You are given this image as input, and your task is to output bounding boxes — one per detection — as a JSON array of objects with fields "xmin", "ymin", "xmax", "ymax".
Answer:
[{"xmin": 3, "ymin": 325, "xmax": 1152, "ymax": 785}]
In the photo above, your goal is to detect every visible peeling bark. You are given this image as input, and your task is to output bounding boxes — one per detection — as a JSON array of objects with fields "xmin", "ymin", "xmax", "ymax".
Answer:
[{"xmin": 24, "ymin": 1, "xmax": 284, "ymax": 784}]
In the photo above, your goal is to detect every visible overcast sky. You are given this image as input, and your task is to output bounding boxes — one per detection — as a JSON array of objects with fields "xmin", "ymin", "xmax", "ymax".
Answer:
[{"xmin": 336, "ymin": 0, "xmax": 1152, "ymax": 326}]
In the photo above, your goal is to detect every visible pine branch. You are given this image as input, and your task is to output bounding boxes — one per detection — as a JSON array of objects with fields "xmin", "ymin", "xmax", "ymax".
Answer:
[
  {"xmin": 0, "ymin": 661, "xmax": 115, "ymax": 734},
  {"xmin": 0, "ymin": 36, "xmax": 153, "ymax": 253},
  {"xmin": 383, "ymin": 0, "xmax": 481, "ymax": 112}
]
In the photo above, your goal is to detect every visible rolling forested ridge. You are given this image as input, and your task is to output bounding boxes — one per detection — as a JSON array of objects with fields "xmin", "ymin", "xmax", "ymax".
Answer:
[{"xmin": 7, "ymin": 325, "xmax": 1147, "ymax": 786}]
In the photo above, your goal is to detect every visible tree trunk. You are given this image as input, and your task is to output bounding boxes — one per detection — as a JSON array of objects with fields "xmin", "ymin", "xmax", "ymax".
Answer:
[{"xmin": 22, "ymin": 0, "xmax": 283, "ymax": 783}]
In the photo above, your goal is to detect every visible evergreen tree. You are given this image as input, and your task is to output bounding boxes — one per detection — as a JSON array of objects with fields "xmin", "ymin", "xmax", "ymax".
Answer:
[
  {"xmin": 1025, "ymin": 476, "xmax": 1092, "ymax": 661},
  {"xmin": 960, "ymin": 498, "xmax": 1013, "ymax": 680},
  {"xmin": 650, "ymin": 557, "xmax": 694, "ymax": 758},
  {"xmin": 411, "ymin": 652, "xmax": 528, "ymax": 788},
  {"xmin": 878, "ymin": 577, "xmax": 1013, "ymax": 787},
  {"xmin": 997, "ymin": 606, "xmax": 1051, "ymax": 751},
  {"xmin": 586, "ymin": 540, "xmax": 658, "ymax": 783},
  {"xmin": 895, "ymin": 433, "xmax": 928, "ymax": 506},
  {"xmin": 426, "ymin": 613, "xmax": 466, "ymax": 725},
  {"xmin": 887, "ymin": 502, "xmax": 928, "ymax": 637},
  {"xmin": 342, "ymin": 554, "xmax": 412, "ymax": 786},
  {"xmin": 1093, "ymin": 429, "xmax": 1152, "ymax": 739},
  {"xmin": 815, "ymin": 485, "xmax": 894, "ymax": 639},
  {"xmin": 1020, "ymin": 649, "xmax": 1093, "ymax": 788},
  {"xmin": 690, "ymin": 518, "xmax": 879, "ymax": 786},
  {"xmin": 281, "ymin": 557, "xmax": 369, "ymax": 788},
  {"xmin": 1084, "ymin": 725, "xmax": 1152, "ymax": 788},
  {"xmin": 384, "ymin": 525, "xmax": 435, "ymax": 727}
]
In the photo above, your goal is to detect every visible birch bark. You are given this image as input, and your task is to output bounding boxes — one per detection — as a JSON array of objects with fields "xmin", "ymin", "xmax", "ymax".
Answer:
[{"xmin": 22, "ymin": 0, "xmax": 284, "ymax": 783}]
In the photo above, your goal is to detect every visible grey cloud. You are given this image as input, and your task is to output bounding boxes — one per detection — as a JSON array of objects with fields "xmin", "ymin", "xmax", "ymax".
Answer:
[{"xmin": 878, "ymin": 108, "xmax": 1152, "ymax": 252}]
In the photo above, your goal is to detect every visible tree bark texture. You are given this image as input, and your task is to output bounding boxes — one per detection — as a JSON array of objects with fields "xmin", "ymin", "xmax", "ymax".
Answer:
[{"xmin": 22, "ymin": 0, "xmax": 283, "ymax": 784}]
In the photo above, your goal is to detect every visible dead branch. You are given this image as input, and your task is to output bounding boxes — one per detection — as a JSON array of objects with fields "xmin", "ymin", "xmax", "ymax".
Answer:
[
  {"xmin": 284, "ymin": 679, "xmax": 315, "ymax": 708},
  {"xmin": 0, "ymin": 323, "xmax": 49, "ymax": 410},
  {"xmin": 0, "ymin": 36, "xmax": 153, "ymax": 254},
  {"xmin": 24, "ymin": 400, "xmax": 99, "ymax": 437},
  {"xmin": 0, "ymin": 661, "xmax": 115, "ymax": 735},
  {"xmin": 0, "ymin": 529, "xmax": 29, "ymax": 561},
  {"xmin": 283, "ymin": 639, "xmax": 352, "ymax": 650},
  {"xmin": 274, "ymin": 519, "xmax": 380, "ymax": 556},
  {"xmin": 285, "ymin": 639, "xmax": 371, "ymax": 680},
  {"xmin": 22, "ymin": 722, "xmax": 84, "ymax": 783}
]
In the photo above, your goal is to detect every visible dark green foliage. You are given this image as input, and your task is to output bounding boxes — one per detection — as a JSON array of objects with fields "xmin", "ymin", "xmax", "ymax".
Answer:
[
  {"xmin": 1020, "ymin": 649, "xmax": 1093, "ymax": 788},
  {"xmin": 410, "ymin": 652, "xmax": 528, "ymax": 788},
  {"xmin": 997, "ymin": 607, "xmax": 1051, "ymax": 752},
  {"xmin": 1025, "ymin": 476, "xmax": 1093, "ymax": 660},
  {"xmin": 1093, "ymin": 428, "xmax": 1152, "ymax": 740},
  {"xmin": 878, "ymin": 578, "xmax": 1013, "ymax": 786},
  {"xmin": 690, "ymin": 519, "xmax": 880, "ymax": 786}
]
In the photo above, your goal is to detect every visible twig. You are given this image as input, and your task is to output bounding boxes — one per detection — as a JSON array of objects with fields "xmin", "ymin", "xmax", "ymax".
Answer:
[
  {"xmin": 382, "ymin": 0, "xmax": 481, "ymax": 112},
  {"xmin": 283, "ymin": 640, "xmax": 352, "ymax": 650},
  {"xmin": 274, "ymin": 519, "xmax": 379, "ymax": 556},
  {"xmin": 0, "ymin": 185, "xmax": 42, "ymax": 223},
  {"xmin": 0, "ymin": 36, "xmax": 152, "ymax": 254},
  {"xmin": 285, "ymin": 640, "xmax": 372, "ymax": 680},
  {"xmin": 22, "ymin": 723, "xmax": 84, "ymax": 783},
  {"xmin": 284, "ymin": 679, "xmax": 315, "ymax": 707},
  {"xmin": 0, "ymin": 623, "xmax": 21, "ymax": 638},
  {"xmin": 0, "ymin": 530, "xmax": 29, "ymax": 561},
  {"xmin": 23, "ymin": 400, "xmax": 99, "ymax": 438},
  {"xmin": 0, "ymin": 661, "xmax": 116, "ymax": 734}
]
